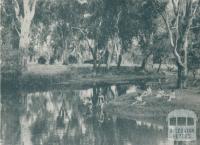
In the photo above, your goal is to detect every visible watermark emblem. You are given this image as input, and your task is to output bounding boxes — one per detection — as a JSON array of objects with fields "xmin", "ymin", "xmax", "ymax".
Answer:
[{"xmin": 167, "ymin": 109, "xmax": 197, "ymax": 141}]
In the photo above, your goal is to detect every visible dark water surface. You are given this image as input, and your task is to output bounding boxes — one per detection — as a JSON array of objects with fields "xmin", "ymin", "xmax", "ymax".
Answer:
[{"xmin": 0, "ymin": 84, "xmax": 199, "ymax": 145}]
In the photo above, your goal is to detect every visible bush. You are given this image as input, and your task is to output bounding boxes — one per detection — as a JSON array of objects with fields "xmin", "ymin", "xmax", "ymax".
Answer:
[
  {"xmin": 38, "ymin": 56, "xmax": 46, "ymax": 64},
  {"xmin": 63, "ymin": 55, "xmax": 78, "ymax": 65},
  {"xmin": 68, "ymin": 55, "xmax": 77, "ymax": 64}
]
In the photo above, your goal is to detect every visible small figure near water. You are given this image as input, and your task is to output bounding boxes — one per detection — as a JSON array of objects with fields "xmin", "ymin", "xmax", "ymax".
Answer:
[
  {"xmin": 167, "ymin": 89, "xmax": 176, "ymax": 102},
  {"xmin": 132, "ymin": 87, "xmax": 152, "ymax": 105},
  {"xmin": 156, "ymin": 87, "xmax": 176, "ymax": 102},
  {"xmin": 156, "ymin": 87, "xmax": 166, "ymax": 98}
]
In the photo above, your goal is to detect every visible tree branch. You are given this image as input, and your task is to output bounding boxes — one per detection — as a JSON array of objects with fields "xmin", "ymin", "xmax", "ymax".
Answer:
[
  {"xmin": 192, "ymin": 0, "xmax": 199, "ymax": 16},
  {"xmin": 182, "ymin": 0, "xmax": 198, "ymax": 50},
  {"xmin": 71, "ymin": 27, "xmax": 95, "ymax": 57},
  {"xmin": 71, "ymin": 27, "xmax": 90, "ymax": 47},
  {"xmin": 152, "ymin": 0, "xmax": 175, "ymax": 47},
  {"xmin": 30, "ymin": 0, "xmax": 37, "ymax": 19},
  {"xmin": 14, "ymin": 22, "xmax": 20, "ymax": 36},
  {"xmin": 153, "ymin": 0, "xmax": 184, "ymax": 68},
  {"xmin": 173, "ymin": 48, "xmax": 184, "ymax": 68},
  {"xmin": 13, "ymin": 0, "xmax": 20, "ymax": 16},
  {"xmin": 23, "ymin": 0, "xmax": 30, "ymax": 15},
  {"xmin": 13, "ymin": 0, "xmax": 22, "ymax": 22},
  {"xmin": 166, "ymin": 15, "xmax": 175, "ymax": 48},
  {"xmin": 174, "ymin": 0, "xmax": 181, "ymax": 50},
  {"xmin": 116, "ymin": 10, "xmax": 121, "ymax": 34},
  {"xmin": 172, "ymin": 0, "xmax": 178, "ymax": 15}
]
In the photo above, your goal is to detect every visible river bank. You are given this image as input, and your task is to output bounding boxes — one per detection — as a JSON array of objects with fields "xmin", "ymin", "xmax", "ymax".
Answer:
[
  {"xmin": 104, "ymin": 86, "xmax": 200, "ymax": 122},
  {"xmin": 1, "ymin": 64, "xmax": 165, "ymax": 91},
  {"xmin": 2, "ymin": 64, "xmax": 200, "ymax": 119}
]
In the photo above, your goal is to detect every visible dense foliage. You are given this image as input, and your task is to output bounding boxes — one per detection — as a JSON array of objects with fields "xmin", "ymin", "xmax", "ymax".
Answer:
[{"xmin": 1, "ymin": 0, "xmax": 200, "ymax": 87}]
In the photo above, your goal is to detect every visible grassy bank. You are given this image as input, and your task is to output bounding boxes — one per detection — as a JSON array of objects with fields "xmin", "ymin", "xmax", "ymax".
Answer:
[
  {"xmin": 2, "ymin": 64, "xmax": 165, "ymax": 91},
  {"xmin": 104, "ymin": 87, "xmax": 200, "ymax": 122}
]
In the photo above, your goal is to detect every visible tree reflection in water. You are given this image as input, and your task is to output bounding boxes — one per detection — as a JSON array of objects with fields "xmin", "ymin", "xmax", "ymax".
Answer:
[
  {"xmin": 1, "ymin": 90, "xmax": 25, "ymax": 145},
  {"xmin": 0, "ymin": 85, "xmax": 199, "ymax": 145}
]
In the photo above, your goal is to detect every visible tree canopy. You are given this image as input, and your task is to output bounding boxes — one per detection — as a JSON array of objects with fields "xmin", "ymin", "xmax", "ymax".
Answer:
[{"xmin": 1, "ymin": 0, "xmax": 200, "ymax": 87}]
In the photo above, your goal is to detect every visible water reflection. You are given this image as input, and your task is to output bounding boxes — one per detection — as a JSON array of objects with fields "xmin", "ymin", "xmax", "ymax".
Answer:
[
  {"xmin": 1, "ymin": 92, "xmax": 21, "ymax": 145},
  {"xmin": 0, "ymin": 85, "xmax": 199, "ymax": 145}
]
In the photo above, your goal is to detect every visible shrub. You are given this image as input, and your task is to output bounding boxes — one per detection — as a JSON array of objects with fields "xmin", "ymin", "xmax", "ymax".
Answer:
[{"xmin": 38, "ymin": 56, "xmax": 46, "ymax": 64}]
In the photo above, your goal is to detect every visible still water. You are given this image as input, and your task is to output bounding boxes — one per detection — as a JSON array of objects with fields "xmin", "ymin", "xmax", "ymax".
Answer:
[{"xmin": 0, "ymin": 84, "xmax": 199, "ymax": 145}]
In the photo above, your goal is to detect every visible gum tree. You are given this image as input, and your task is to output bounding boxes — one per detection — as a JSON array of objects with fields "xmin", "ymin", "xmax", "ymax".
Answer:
[
  {"xmin": 153, "ymin": 0, "xmax": 200, "ymax": 88},
  {"xmin": 13, "ymin": 0, "xmax": 38, "ymax": 70}
]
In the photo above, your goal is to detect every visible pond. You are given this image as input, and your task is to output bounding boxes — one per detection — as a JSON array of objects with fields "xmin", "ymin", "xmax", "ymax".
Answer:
[{"xmin": 0, "ymin": 84, "xmax": 199, "ymax": 145}]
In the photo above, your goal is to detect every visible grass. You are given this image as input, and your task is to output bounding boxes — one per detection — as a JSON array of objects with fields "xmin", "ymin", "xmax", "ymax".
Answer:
[
  {"xmin": 2, "ymin": 64, "xmax": 166, "ymax": 91},
  {"xmin": 104, "ymin": 86, "xmax": 200, "ymax": 122}
]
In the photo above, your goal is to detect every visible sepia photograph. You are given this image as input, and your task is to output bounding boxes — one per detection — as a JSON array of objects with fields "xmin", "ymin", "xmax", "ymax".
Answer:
[{"xmin": 1, "ymin": 0, "xmax": 200, "ymax": 145}]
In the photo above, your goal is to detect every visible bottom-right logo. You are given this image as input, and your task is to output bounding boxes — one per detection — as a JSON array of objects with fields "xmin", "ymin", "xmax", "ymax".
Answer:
[{"xmin": 167, "ymin": 109, "xmax": 198, "ymax": 142}]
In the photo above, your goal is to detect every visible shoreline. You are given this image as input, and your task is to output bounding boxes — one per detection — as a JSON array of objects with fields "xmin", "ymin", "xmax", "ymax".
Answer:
[
  {"xmin": 1, "ymin": 64, "xmax": 165, "ymax": 91},
  {"xmin": 104, "ymin": 87, "xmax": 200, "ymax": 121}
]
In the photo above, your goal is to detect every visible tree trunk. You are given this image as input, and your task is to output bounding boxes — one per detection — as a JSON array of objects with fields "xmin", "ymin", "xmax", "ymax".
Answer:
[
  {"xmin": 93, "ymin": 59, "xmax": 97, "ymax": 72},
  {"xmin": 117, "ymin": 48, "xmax": 123, "ymax": 69},
  {"xmin": 92, "ymin": 86, "xmax": 99, "ymax": 107},
  {"xmin": 19, "ymin": 19, "xmax": 31, "ymax": 71},
  {"xmin": 93, "ymin": 48, "xmax": 97, "ymax": 73},
  {"xmin": 105, "ymin": 49, "xmax": 110, "ymax": 70},
  {"xmin": 176, "ymin": 63, "xmax": 188, "ymax": 89},
  {"xmin": 157, "ymin": 58, "xmax": 162, "ymax": 72},
  {"xmin": 177, "ymin": 63, "xmax": 182, "ymax": 88},
  {"xmin": 117, "ymin": 54, "xmax": 122, "ymax": 69},
  {"xmin": 140, "ymin": 50, "xmax": 153, "ymax": 70},
  {"xmin": 156, "ymin": 0, "xmax": 198, "ymax": 89},
  {"xmin": 29, "ymin": 55, "xmax": 33, "ymax": 62},
  {"xmin": 183, "ymin": 67, "xmax": 188, "ymax": 88},
  {"xmin": 106, "ymin": 53, "xmax": 111, "ymax": 70},
  {"xmin": 141, "ymin": 55, "xmax": 149, "ymax": 70},
  {"xmin": 141, "ymin": 57, "xmax": 147, "ymax": 70},
  {"xmin": 13, "ymin": 0, "xmax": 37, "ymax": 72},
  {"xmin": 183, "ymin": 38, "xmax": 188, "ymax": 88},
  {"xmin": 192, "ymin": 70, "xmax": 196, "ymax": 80}
]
